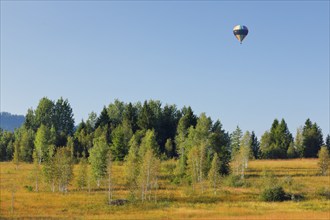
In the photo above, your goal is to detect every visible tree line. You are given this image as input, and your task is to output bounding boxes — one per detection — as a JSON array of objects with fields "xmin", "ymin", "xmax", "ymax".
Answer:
[{"xmin": 0, "ymin": 97, "xmax": 329, "ymax": 163}]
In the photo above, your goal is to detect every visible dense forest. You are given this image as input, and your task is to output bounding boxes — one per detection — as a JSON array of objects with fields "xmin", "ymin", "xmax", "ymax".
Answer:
[{"xmin": 0, "ymin": 97, "xmax": 329, "ymax": 164}]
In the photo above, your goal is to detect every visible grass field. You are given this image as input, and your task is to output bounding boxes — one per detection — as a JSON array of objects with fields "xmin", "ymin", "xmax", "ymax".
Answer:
[{"xmin": 1, "ymin": 159, "xmax": 329, "ymax": 219}]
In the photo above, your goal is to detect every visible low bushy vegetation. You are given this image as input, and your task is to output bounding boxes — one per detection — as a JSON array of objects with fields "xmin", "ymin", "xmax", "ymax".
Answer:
[{"xmin": 260, "ymin": 186, "xmax": 287, "ymax": 202}]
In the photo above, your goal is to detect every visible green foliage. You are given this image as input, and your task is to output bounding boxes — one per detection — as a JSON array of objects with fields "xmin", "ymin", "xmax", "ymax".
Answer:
[
  {"xmin": 325, "ymin": 134, "xmax": 330, "ymax": 152},
  {"xmin": 260, "ymin": 119, "xmax": 293, "ymax": 159},
  {"xmin": 13, "ymin": 140, "xmax": 20, "ymax": 168},
  {"xmin": 19, "ymin": 127, "xmax": 35, "ymax": 162},
  {"xmin": 317, "ymin": 187, "xmax": 330, "ymax": 200},
  {"xmin": 224, "ymin": 175, "xmax": 245, "ymax": 187},
  {"xmin": 259, "ymin": 170, "xmax": 288, "ymax": 202},
  {"xmin": 95, "ymin": 106, "xmax": 111, "ymax": 130},
  {"xmin": 230, "ymin": 126, "xmax": 242, "ymax": 157},
  {"xmin": 124, "ymin": 135, "xmax": 140, "ymax": 190},
  {"xmin": 0, "ymin": 129, "xmax": 15, "ymax": 161},
  {"xmin": 317, "ymin": 146, "xmax": 329, "ymax": 176},
  {"xmin": 138, "ymin": 147, "xmax": 160, "ymax": 201},
  {"xmin": 210, "ymin": 121, "xmax": 231, "ymax": 175},
  {"xmin": 250, "ymin": 131, "xmax": 260, "ymax": 159},
  {"xmin": 260, "ymin": 186, "xmax": 287, "ymax": 202},
  {"xmin": 294, "ymin": 127, "xmax": 304, "ymax": 158},
  {"xmin": 42, "ymin": 145, "xmax": 56, "ymax": 192},
  {"xmin": 110, "ymin": 119, "xmax": 133, "ymax": 161},
  {"xmin": 35, "ymin": 97, "xmax": 55, "ymax": 129},
  {"xmin": 108, "ymin": 99, "xmax": 126, "ymax": 128},
  {"xmin": 89, "ymin": 137, "xmax": 110, "ymax": 187},
  {"xmin": 303, "ymin": 119, "xmax": 324, "ymax": 158},
  {"xmin": 53, "ymin": 97, "xmax": 75, "ymax": 137},
  {"xmin": 165, "ymin": 138, "xmax": 174, "ymax": 158},
  {"xmin": 24, "ymin": 185, "xmax": 33, "ymax": 192},
  {"xmin": 34, "ymin": 124, "xmax": 51, "ymax": 163},
  {"xmin": 54, "ymin": 147, "xmax": 74, "ymax": 192},
  {"xmin": 287, "ymin": 142, "xmax": 297, "ymax": 159},
  {"xmin": 76, "ymin": 155, "xmax": 88, "ymax": 190},
  {"xmin": 139, "ymin": 129, "xmax": 159, "ymax": 157},
  {"xmin": 208, "ymin": 153, "xmax": 221, "ymax": 194}
]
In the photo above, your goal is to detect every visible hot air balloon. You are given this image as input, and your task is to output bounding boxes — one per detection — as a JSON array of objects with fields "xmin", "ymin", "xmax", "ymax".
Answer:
[{"xmin": 233, "ymin": 25, "xmax": 248, "ymax": 44}]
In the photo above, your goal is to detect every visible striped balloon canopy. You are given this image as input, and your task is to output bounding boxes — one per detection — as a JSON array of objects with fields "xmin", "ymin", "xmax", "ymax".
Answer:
[{"xmin": 233, "ymin": 25, "xmax": 248, "ymax": 44}]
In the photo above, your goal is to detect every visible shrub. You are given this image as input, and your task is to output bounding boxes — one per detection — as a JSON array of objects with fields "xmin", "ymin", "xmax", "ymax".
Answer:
[
  {"xmin": 317, "ymin": 187, "xmax": 330, "ymax": 200},
  {"xmin": 24, "ymin": 185, "xmax": 33, "ymax": 192},
  {"xmin": 260, "ymin": 186, "xmax": 286, "ymax": 202},
  {"xmin": 225, "ymin": 175, "xmax": 245, "ymax": 187}
]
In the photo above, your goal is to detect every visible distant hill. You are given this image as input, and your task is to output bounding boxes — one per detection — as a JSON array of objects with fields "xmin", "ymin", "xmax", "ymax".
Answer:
[{"xmin": 0, "ymin": 112, "xmax": 25, "ymax": 132}]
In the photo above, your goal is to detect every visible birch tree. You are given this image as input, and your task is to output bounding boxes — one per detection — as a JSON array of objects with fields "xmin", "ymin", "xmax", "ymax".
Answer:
[
  {"xmin": 89, "ymin": 137, "xmax": 109, "ymax": 187},
  {"xmin": 54, "ymin": 147, "xmax": 73, "ymax": 193},
  {"xmin": 208, "ymin": 153, "xmax": 221, "ymax": 195},
  {"xmin": 124, "ymin": 135, "xmax": 140, "ymax": 198},
  {"xmin": 318, "ymin": 146, "xmax": 329, "ymax": 176},
  {"xmin": 138, "ymin": 146, "xmax": 160, "ymax": 202}
]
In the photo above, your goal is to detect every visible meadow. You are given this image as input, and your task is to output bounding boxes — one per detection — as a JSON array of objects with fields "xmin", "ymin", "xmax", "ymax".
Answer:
[{"xmin": 1, "ymin": 159, "xmax": 329, "ymax": 219}]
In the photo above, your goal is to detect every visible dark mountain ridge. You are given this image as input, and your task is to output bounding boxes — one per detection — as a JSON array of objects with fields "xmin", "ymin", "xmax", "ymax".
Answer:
[{"xmin": 0, "ymin": 112, "xmax": 25, "ymax": 132}]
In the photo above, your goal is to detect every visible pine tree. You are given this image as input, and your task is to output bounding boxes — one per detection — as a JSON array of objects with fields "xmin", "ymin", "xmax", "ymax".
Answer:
[
  {"xmin": 303, "ymin": 119, "xmax": 324, "ymax": 158},
  {"xmin": 250, "ymin": 131, "xmax": 260, "ymax": 159},
  {"xmin": 325, "ymin": 134, "xmax": 330, "ymax": 152},
  {"xmin": 110, "ymin": 119, "xmax": 133, "ymax": 161}
]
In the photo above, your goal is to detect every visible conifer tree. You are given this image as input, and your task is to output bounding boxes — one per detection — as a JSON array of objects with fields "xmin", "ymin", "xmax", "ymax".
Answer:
[{"xmin": 303, "ymin": 119, "xmax": 324, "ymax": 158}]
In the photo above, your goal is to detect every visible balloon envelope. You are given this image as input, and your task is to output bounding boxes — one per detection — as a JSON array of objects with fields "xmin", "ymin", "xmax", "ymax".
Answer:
[{"xmin": 233, "ymin": 25, "xmax": 248, "ymax": 43}]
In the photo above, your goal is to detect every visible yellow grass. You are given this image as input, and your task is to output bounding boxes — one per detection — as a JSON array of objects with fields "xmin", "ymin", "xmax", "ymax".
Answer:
[{"xmin": 1, "ymin": 159, "xmax": 329, "ymax": 219}]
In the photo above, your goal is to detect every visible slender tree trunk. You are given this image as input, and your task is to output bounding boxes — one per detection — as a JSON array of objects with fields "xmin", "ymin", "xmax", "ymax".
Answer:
[
  {"xmin": 147, "ymin": 161, "xmax": 151, "ymax": 201},
  {"xmin": 51, "ymin": 179, "xmax": 55, "ymax": 192},
  {"xmin": 35, "ymin": 165, "xmax": 39, "ymax": 192},
  {"xmin": 11, "ymin": 189, "xmax": 15, "ymax": 214},
  {"xmin": 108, "ymin": 170, "xmax": 112, "ymax": 204}
]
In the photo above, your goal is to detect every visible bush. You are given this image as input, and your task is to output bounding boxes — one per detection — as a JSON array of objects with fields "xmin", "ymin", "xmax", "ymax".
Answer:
[
  {"xmin": 317, "ymin": 187, "xmax": 330, "ymax": 200},
  {"xmin": 24, "ymin": 185, "xmax": 33, "ymax": 192},
  {"xmin": 260, "ymin": 186, "xmax": 287, "ymax": 202},
  {"xmin": 225, "ymin": 175, "xmax": 246, "ymax": 187}
]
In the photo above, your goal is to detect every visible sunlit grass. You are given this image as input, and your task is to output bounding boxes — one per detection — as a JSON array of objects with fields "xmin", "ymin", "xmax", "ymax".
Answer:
[{"xmin": 1, "ymin": 159, "xmax": 329, "ymax": 219}]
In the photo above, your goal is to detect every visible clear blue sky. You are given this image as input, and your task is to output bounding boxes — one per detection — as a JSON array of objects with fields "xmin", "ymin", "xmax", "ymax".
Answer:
[{"xmin": 1, "ymin": 1, "xmax": 329, "ymax": 138}]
